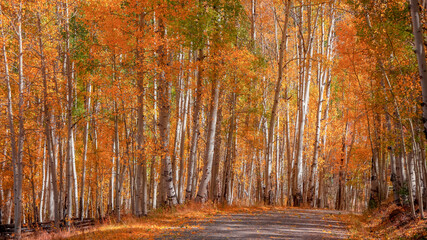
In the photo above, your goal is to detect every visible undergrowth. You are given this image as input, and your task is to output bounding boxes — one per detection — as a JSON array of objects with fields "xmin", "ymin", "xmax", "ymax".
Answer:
[{"xmin": 341, "ymin": 198, "xmax": 427, "ymax": 240}]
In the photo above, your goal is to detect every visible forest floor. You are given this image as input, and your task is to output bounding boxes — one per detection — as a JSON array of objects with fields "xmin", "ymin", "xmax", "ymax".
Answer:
[
  {"xmin": 26, "ymin": 202, "xmax": 427, "ymax": 240},
  {"xmin": 30, "ymin": 203, "xmax": 351, "ymax": 240},
  {"xmin": 343, "ymin": 199, "xmax": 427, "ymax": 239}
]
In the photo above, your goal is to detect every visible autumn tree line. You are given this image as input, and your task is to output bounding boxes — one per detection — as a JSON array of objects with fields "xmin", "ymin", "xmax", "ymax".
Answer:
[{"xmin": 2, "ymin": 0, "xmax": 427, "ymax": 238}]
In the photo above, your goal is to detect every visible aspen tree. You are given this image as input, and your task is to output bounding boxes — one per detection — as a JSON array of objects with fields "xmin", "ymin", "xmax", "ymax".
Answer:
[{"xmin": 264, "ymin": 0, "xmax": 291, "ymax": 205}]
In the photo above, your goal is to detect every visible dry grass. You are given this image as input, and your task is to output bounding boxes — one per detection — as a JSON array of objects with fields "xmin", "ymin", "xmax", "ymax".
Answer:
[{"xmin": 27, "ymin": 203, "xmax": 288, "ymax": 240}]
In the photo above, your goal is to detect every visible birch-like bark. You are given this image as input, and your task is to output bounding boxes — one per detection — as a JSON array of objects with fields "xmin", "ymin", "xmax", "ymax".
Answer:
[
  {"xmin": 294, "ymin": 3, "xmax": 317, "ymax": 205},
  {"xmin": 2, "ymin": 5, "xmax": 18, "ymax": 229},
  {"xmin": 3, "ymin": 2, "xmax": 25, "ymax": 236},
  {"xmin": 4, "ymin": 3, "xmax": 25, "ymax": 236},
  {"xmin": 79, "ymin": 81, "xmax": 91, "ymax": 220},
  {"xmin": 16, "ymin": 6, "xmax": 25, "ymax": 234},
  {"xmin": 157, "ymin": 17, "xmax": 178, "ymax": 205},
  {"xmin": 64, "ymin": 0, "xmax": 74, "ymax": 224},
  {"xmin": 178, "ymin": 87, "xmax": 190, "ymax": 203},
  {"xmin": 114, "ymin": 106, "xmax": 121, "ymax": 221},
  {"xmin": 336, "ymin": 120, "xmax": 348, "ymax": 210},
  {"xmin": 185, "ymin": 49, "xmax": 203, "ymax": 201},
  {"xmin": 409, "ymin": 0, "xmax": 427, "ymax": 139},
  {"xmin": 210, "ymin": 107, "xmax": 222, "ymax": 202},
  {"xmin": 136, "ymin": 13, "xmax": 147, "ymax": 216},
  {"xmin": 409, "ymin": 120, "xmax": 425, "ymax": 218},
  {"xmin": 308, "ymin": 4, "xmax": 335, "ymax": 206},
  {"xmin": 264, "ymin": 0, "xmax": 291, "ymax": 204},
  {"xmin": 196, "ymin": 79, "xmax": 221, "ymax": 202},
  {"xmin": 71, "ymin": 130, "xmax": 78, "ymax": 216},
  {"xmin": 37, "ymin": 12, "xmax": 60, "ymax": 227},
  {"xmin": 284, "ymin": 87, "xmax": 292, "ymax": 205},
  {"xmin": 172, "ymin": 51, "xmax": 185, "ymax": 192},
  {"xmin": 222, "ymin": 93, "xmax": 236, "ymax": 204}
]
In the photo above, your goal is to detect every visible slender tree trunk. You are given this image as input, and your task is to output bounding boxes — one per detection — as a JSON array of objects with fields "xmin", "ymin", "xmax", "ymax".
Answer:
[
  {"xmin": 136, "ymin": 13, "xmax": 147, "ymax": 216},
  {"xmin": 222, "ymin": 93, "xmax": 237, "ymax": 204},
  {"xmin": 410, "ymin": 120, "xmax": 425, "ymax": 218},
  {"xmin": 186, "ymin": 49, "xmax": 203, "ymax": 201},
  {"xmin": 409, "ymin": 0, "xmax": 427, "ymax": 139},
  {"xmin": 178, "ymin": 87, "xmax": 190, "ymax": 203},
  {"xmin": 3, "ymin": 3, "xmax": 25, "ymax": 237},
  {"xmin": 265, "ymin": 0, "xmax": 291, "ymax": 204},
  {"xmin": 308, "ymin": 5, "xmax": 335, "ymax": 206},
  {"xmin": 336, "ymin": 120, "xmax": 348, "ymax": 210},
  {"xmin": 294, "ymin": 3, "xmax": 317, "ymax": 206},
  {"xmin": 37, "ymin": 12, "xmax": 60, "ymax": 227},
  {"xmin": 79, "ymin": 81, "xmax": 91, "ymax": 220},
  {"xmin": 114, "ymin": 106, "xmax": 121, "ymax": 221},
  {"xmin": 196, "ymin": 79, "xmax": 221, "ymax": 202},
  {"xmin": 210, "ymin": 106, "xmax": 222, "ymax": 202},
  {"xmin": 64, "ymin": 0, "xmax": 74, "ymax": 225},
  {"xmin": 157, "ymin": 17, "xmax": 178, "ymax": 206}
]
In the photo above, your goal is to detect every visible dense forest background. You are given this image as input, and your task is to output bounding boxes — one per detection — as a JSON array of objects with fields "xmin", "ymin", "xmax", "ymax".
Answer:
[{"xmin": 1, "ymin": 0, "xmax": 427, "ymax": 238}]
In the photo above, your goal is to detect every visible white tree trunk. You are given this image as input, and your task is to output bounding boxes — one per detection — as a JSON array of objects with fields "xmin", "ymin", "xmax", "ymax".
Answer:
[
  {"xmin": 409, "ymin": 0, "xmax": 427, "ymax": 139},
  {"xmin": 196, "ymin": 80, "xmax": 221, "ymax": 202},
  {"xmin": 186, "ymin": 49, "xmax": 203, "ymax": 201},
  {"xmin": 265, "ymin": 0, "xmax": 291, "ymax": 204}
]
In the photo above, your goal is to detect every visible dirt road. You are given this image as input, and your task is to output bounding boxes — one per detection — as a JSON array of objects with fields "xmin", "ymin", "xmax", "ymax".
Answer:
[{"xmin": 157, "ymin": 208, "xmax": 350, "ymax": 239}]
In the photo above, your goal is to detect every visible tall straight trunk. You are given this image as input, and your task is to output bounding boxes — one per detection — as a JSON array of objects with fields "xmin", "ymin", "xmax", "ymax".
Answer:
[
  {"xmin": 40, "ymin": 146, "xmax": 46, "ymax": 222},
  {"xmin": 58, "ymin": 125, "xmax": 64, "ymax": 220},
  {"xmin": 386, "ymin": 112, "xmax": 401, "ymax": 205},
  {"xmin": 38, "ymin": 12, "xmax": 60, "ymax": 227},
  {"xmin": 196, "ymin": 80, "xmax": 221, "ymax": 202},
  {"xmin": 309, "ymin": 72, "xmax": 325, "ymax": 206},
  {"xmin": 418, "ymin": 129, "xmax": 427, "ymax": 209},
  {"xmin": 409, "ymin": 0, "xmax": 427, "ymax": 139},
  {"xmin": 71, "ymin": 129, "xmax": 78, "ymax": 216},
  {"xmin": 248, "ymin": 151, "xmax": 256, "ymax": 205},
  {"xmin": 395, "ymin": 116, "xmax": 415, "ymax": 217},
  {"xmin": 275, "ymin": 117, "xmax": 281, "ymax": 204},
  {"xmin": 294, "ymin": 3, "xmax": 317, "ymax": 205},
  {"xmin": 157, "ymin": 17, "xmax": 178, "ymax": 206},
  {"xmin": 136, "ymin": 13, "xmax": 147, "ymax": 216},
  {"xmin": 222, "ymin": 93, "xmax": 237, "ymax": 204},
  {"xmin": 114, "ymin": 107, "xmax": 121, "ymax": 221},
  {"xmin": 366, "ymin": 111, "xmax": 379, "ymax": 209},
  {"xmin": 109, "ymin": 142, "xmax": 115, "ymax": 214},
  {"xmin": 409, "ymin": 120, "xmax": 424, "ymax": 218},
  {"xmin": 308, "ymin": 4, "xmax": 335, "ymax": 206},
  {"xmin": 178, "ymin": 87, "xmax": 190, "ymax": 203},
  {"xmin": 151, "ymin": 78, "xmax": 159, "ymax": 209},
  {"xmin": 64, "ymin": 0, "xmax": 74, "ymax": 224},
  {"xmin": 0, "ymin": 153, "xmax": 3, "ymax": 224},
  {"xmin": 336, "ymin": 120, "xmax": 348, "ymax": 210},
  {"xmin": 172, "ymin": 51, "xmax": 185, "ymax": 192},
  {"xmin": 186, "ymin": 49, "xmax": 203, "ymax": 201},
  {"xmin": 2, "ymin": 3, "xmax": 20, "ymax": 235},
  {"xmin": 16, "ymin": 6, "xmax": 25, "ymax": 235},
  {"xmin": 79, "ymin": 82, "xmax": 91, "ymax": 220},
  {"xmin": 318, "ymin": 74, "xmax": 332, "ymax": 206},
  {"xmin": 284, "ymin": 88, "xmax": 292, "ymax": 205},
  {"xmin": 172, "ymin": 92, "xmax": 182, "ymax": 193},
  {"xmin": 265, "ymin": 0, "xmax": 291, "ymax": 204},
  {"xmin": 3, "ymin": 3, "xmax": 25, "ymax": 237},
  {"xmin": 406, "ymin": 153, "xmax": 417, "ymax": 218},
  {"xmin": 210, "ymin": 106, "xmax": 222, "ymax": 202}
]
